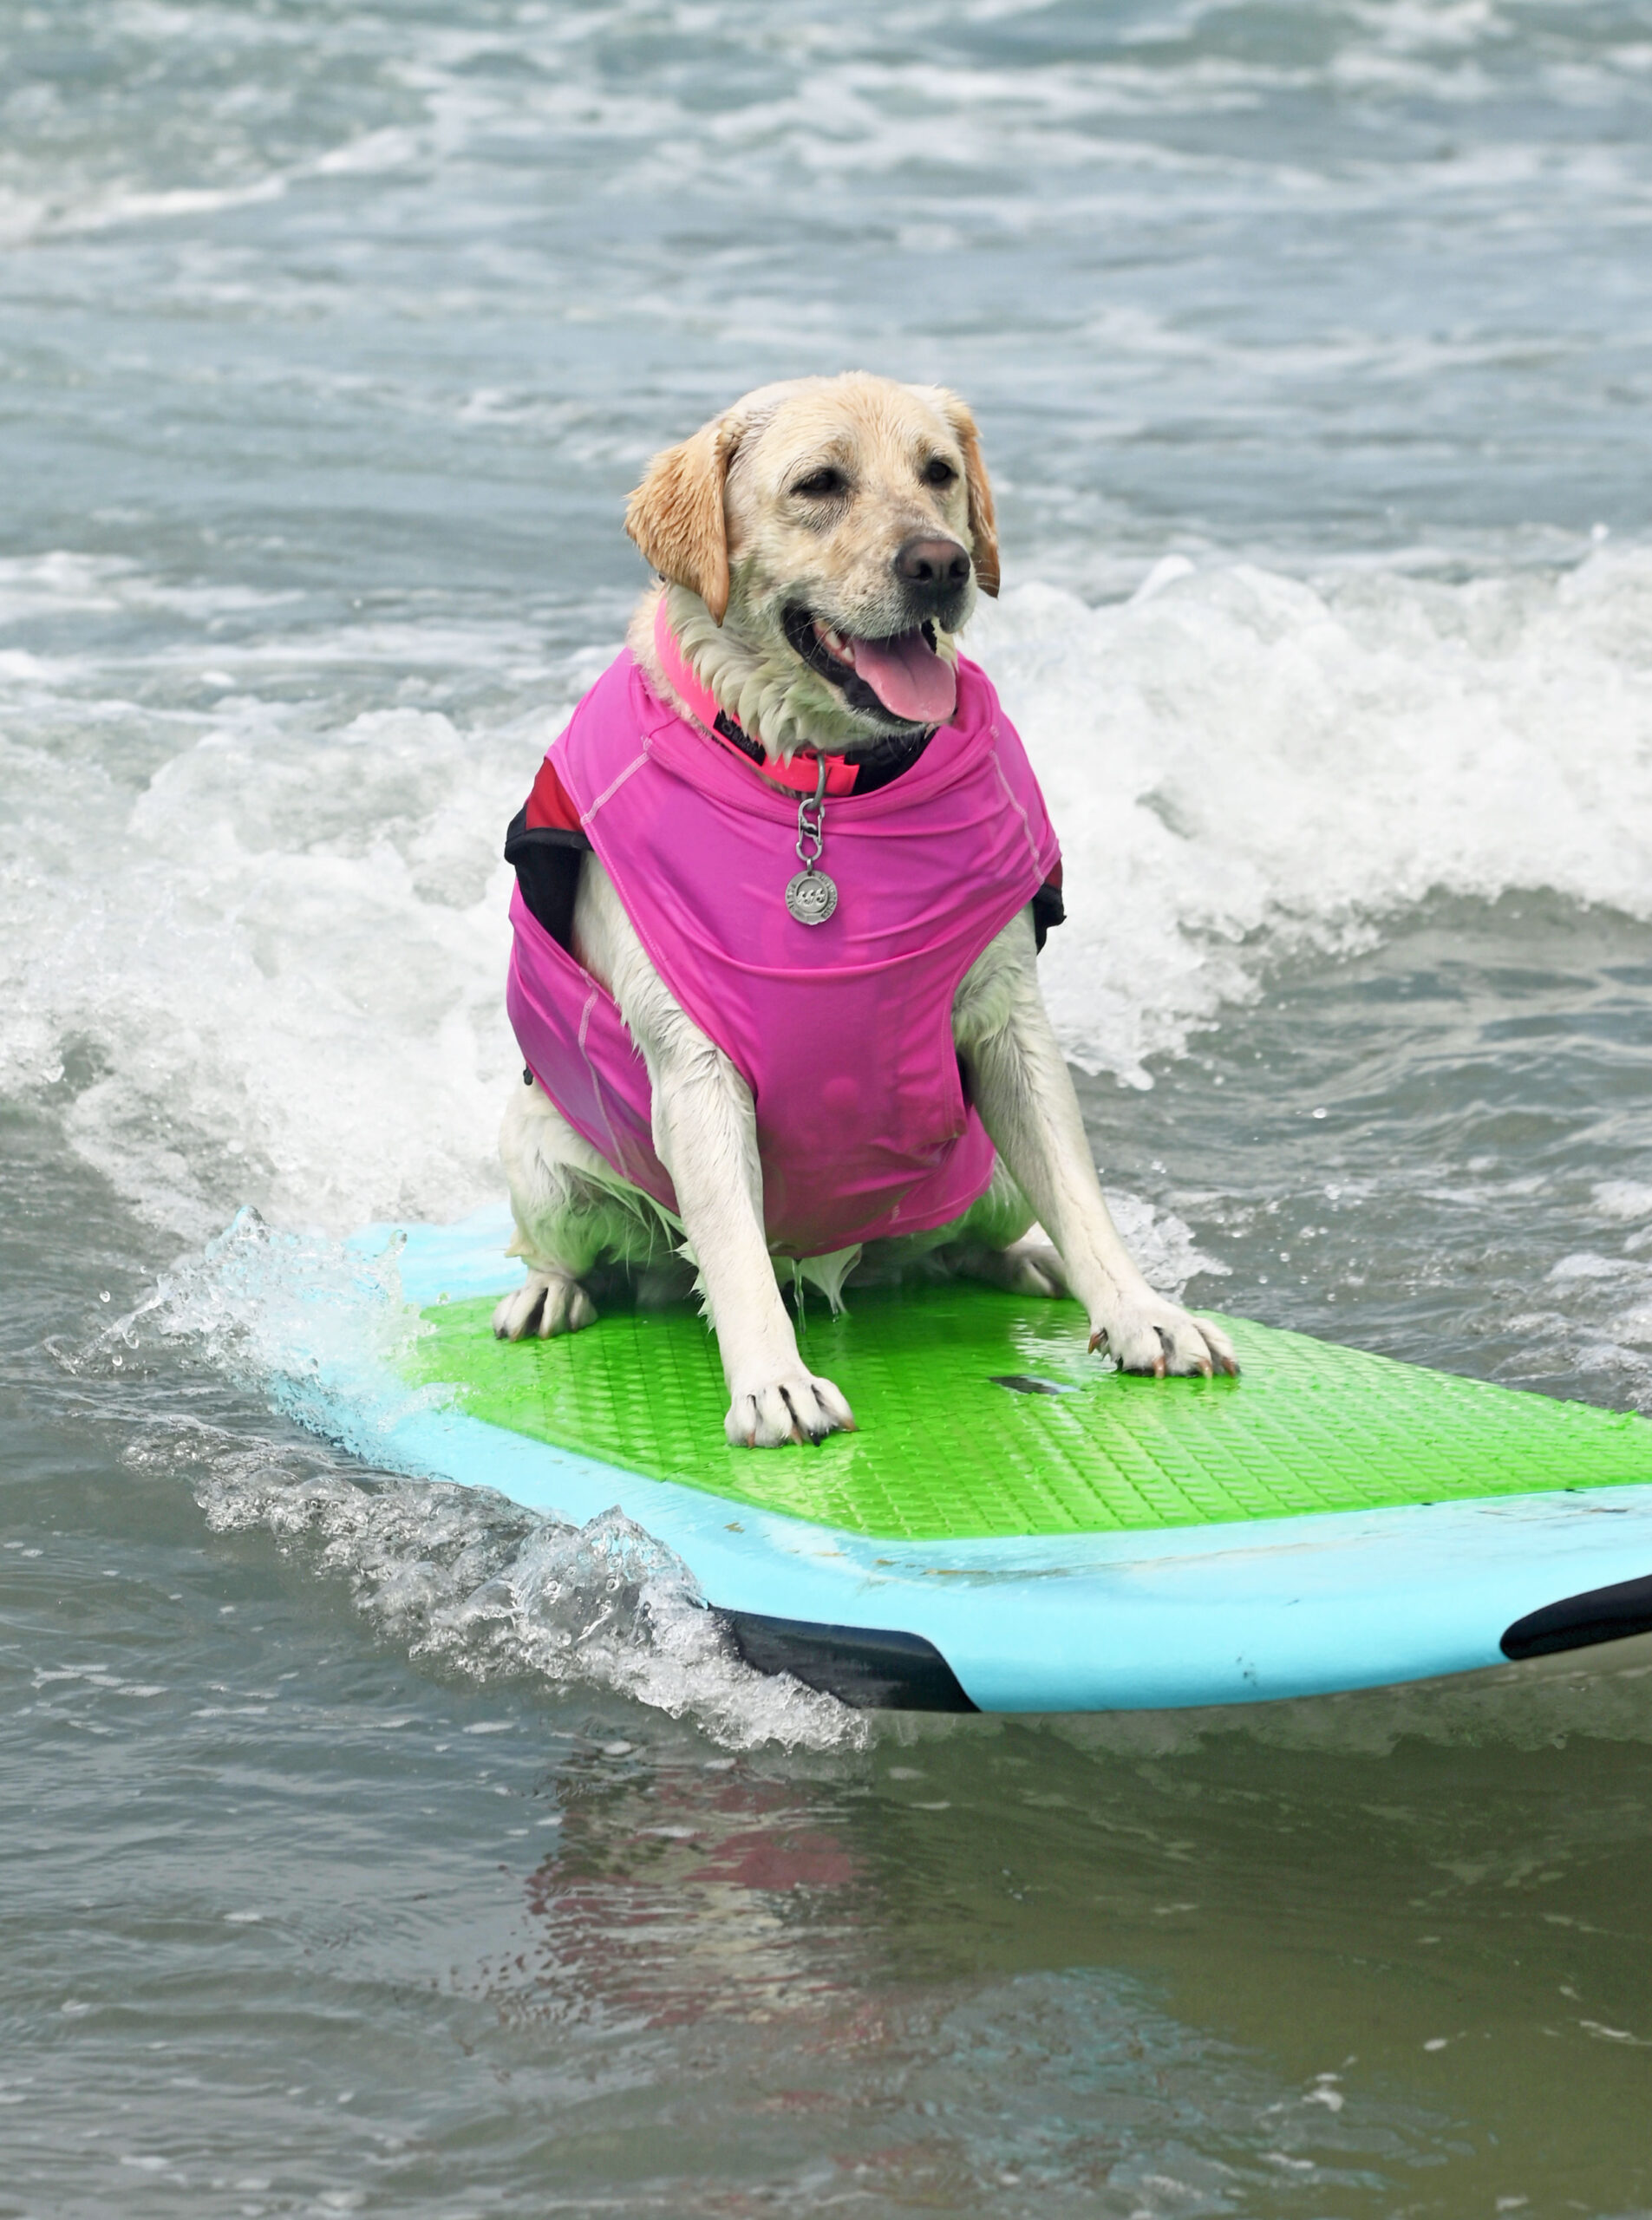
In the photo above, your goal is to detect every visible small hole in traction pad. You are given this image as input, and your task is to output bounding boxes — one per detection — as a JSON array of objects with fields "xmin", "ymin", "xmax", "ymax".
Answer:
[{"xmin": 989, "ymin": 1374, "xmax": 1078, "ymax": 1397}]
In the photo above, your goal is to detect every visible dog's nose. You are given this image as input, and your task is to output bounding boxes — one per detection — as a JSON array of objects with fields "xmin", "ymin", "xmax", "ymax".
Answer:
[{"xmin": 893, "ymin": 537, "xmax": 972, "ymax": 596}]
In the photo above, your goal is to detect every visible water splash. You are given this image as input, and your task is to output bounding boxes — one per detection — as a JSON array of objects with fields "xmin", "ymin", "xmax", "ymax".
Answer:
[{"xmin": 125, "ymin": 1414, "xmax": 865, "ymax": 1753}]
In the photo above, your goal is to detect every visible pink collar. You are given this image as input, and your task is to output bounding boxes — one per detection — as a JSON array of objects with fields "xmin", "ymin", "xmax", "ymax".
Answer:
[{"xmin": 651, "ymin": 595, "xmax": 859, "ymax": 797}]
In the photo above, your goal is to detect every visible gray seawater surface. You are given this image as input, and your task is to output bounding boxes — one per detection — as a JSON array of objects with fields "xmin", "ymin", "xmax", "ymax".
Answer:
[{"xmin": 5, "ymin": 2, "xmax": 1652, "ymax": 2213}]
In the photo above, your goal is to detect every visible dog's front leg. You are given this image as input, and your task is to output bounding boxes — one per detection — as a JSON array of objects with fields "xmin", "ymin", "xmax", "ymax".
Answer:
[
  {"xmin": 959, "ymin": 915, "xmax": 1237, "ymax": 1379},
  {"xmin": 575, "ymin": 854, "xmax": 852, "ymax": 1446},
  {"xmin": 650, "ymin": 1028, "xmax": 857, "ymax": 1446}
]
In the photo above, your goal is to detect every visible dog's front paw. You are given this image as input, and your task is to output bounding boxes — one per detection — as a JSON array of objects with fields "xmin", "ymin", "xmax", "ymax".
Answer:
[
  {"xmin": 725, "ymin": 1369, "xmax": 856, "ymax": 1449},
  {"xmin": 492, "ymin": 1269, "xmax": 597, "ymax": 1342},
  {"xmin": 1088, "ymin": 1293, "xmax": 1238, "ymax": 1380}
]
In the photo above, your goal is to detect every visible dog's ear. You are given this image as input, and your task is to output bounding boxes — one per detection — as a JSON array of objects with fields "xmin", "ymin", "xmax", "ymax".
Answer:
[
  {"xmin": 624, "ymin": 413, "xmax": 743, "ymax": 624},
  {"xmin": 923, "ymin": 388, "xmax": 1000, "ymax": 598}
]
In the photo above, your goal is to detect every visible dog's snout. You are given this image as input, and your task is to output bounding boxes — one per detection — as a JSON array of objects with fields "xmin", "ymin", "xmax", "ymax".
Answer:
[{"xmin": 894, "ymin": 537, "xmax": 972, "ymax": 596}]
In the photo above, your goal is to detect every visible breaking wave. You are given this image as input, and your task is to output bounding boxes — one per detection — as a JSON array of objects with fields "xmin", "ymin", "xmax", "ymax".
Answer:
[{"xmin": 8, "ymin": 546, "xmax": 1652, "ymax": 1232}]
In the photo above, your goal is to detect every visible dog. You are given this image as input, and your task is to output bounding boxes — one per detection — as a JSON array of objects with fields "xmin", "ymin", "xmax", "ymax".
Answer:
[{"xmin": 493, "ymin": 372, "xmax": 1236, "ymax": 1446}]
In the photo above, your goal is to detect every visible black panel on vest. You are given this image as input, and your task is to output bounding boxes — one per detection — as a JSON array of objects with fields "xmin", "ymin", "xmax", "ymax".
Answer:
[
  {"xmin": 1500, "ymin": 1570, "xmax": 1652, "ymax": 1660},
  {"xmin": 1031, "ymin": 878, "xmax": 1065, "ymax": 952},
  {"xmin": 723, "ymin": 1610, "xmax": 980, "ymax": 1711},
  {"xmin": 504, "ymin": 804, "xmax": 588, "ymax": 952}
]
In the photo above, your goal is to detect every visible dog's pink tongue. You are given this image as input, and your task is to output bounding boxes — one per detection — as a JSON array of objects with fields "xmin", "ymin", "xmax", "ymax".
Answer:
[{"xmin": 847, "ymin": 629, "xmax": 957, "ymax": 723}]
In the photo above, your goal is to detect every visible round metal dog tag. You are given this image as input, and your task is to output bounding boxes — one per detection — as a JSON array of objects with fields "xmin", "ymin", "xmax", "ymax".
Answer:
[{"xmin": 785, "ymin": 867, "xmax": 839, "ymax": 925}]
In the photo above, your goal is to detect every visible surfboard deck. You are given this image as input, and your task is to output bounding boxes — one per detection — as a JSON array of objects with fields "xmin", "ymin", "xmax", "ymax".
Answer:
[{"xmin": 344, "ymin": 1212, "xmax": 1652, "ymax": 1713}]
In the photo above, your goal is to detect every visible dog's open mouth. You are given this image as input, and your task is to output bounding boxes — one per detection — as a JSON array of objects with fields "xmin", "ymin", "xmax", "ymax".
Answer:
[{"xmin": 783, "ymin": 607, "xmax": 957, "ymax": 726}]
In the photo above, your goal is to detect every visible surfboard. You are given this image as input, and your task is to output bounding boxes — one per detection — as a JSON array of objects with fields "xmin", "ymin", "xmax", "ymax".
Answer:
[{"xmin": 337, "ymin": 1211, "xmax": 1652, "ymax": 1713}]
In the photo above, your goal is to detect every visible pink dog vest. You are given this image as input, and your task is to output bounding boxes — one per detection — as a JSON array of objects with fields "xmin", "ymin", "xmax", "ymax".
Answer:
[{"xmin": 506, "ymin": 646, "xmax": 1061, "ymax": 1258}]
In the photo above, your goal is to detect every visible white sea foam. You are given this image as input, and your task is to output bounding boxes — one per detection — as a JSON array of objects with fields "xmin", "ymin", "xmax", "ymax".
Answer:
[
  {"xmin": 181, "ymin": 1437, "xmax": 866, "ymax": 1753},
  {"xmin": 3, "ymin": 666, "xmax": 540, "ymax": 1238},
  {"xmin": 981, "ymin": 547, "xmax": 1652, "ymax": 1081}
]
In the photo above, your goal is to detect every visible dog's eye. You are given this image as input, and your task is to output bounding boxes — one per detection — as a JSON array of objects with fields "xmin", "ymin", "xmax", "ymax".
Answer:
[
  {"xmin": 793, "ymin": 467, "xmax": 846, "ymax": 499},
  {"xmin": 922, "ymin": 455, "xmax": 958, "ymax": 487}
]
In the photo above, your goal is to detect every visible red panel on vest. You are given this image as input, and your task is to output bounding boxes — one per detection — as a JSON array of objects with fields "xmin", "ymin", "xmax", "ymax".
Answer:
[{"xmin": 525, "ymin": 754, "xmax": 584, "ymax": 833}]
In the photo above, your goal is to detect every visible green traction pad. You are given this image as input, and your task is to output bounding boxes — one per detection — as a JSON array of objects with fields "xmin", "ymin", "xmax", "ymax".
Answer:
[{"xmin": 405, "ymin": 1286, "xmax": 1652, "ymax": 1544}]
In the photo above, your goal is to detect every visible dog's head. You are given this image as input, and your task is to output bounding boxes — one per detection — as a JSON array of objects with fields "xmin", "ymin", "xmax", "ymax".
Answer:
[{"xmin": 625, "ymin": 373, "xmax": 999, "ymax": 751}]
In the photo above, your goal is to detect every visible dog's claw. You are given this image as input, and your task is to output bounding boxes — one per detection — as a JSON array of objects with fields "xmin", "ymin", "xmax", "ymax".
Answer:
[
  {"xmin": 1089, "ymin": 1300, "xmax": 1237, "ymax": 1381},
  {"xmin": 725, "ymin": 1370, "xmax": 856, "ymax": 1449},
  {"xmin": 492, "ymin": 1270, "xmax": 597, "ymax": 1342}
]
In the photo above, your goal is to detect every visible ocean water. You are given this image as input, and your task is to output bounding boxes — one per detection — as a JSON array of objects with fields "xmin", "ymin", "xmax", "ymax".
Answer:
[{"xmin": 5, "ymin": 1, "xmax": 1652, "ymax": 2212}]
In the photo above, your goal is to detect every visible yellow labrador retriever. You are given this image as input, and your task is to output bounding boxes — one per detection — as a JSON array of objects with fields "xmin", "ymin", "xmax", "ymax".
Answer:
[{"xmin": 495, "ymin": 372, "xmax": 1236, "ymax": 1446}]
